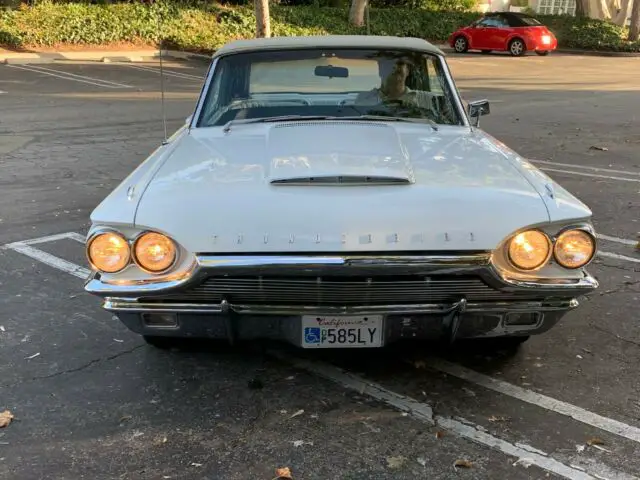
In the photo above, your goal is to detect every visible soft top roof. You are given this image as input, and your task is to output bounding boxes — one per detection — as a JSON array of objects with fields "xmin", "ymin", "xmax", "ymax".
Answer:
[{"xmin": 212, "ymin": 35, "xmax": 445, "ymax": 58}]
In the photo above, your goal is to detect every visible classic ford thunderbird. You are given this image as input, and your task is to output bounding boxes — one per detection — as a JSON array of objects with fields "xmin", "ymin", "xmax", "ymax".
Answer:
[{"xmin": 84, "ymin": 35, "xmax": 598, "ymax": 350}]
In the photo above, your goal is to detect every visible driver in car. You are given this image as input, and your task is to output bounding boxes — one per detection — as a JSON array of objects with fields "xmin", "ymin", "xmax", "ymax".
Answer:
[{"xmin": 354, "ymin": 59, "xmax": 435, "ymax": 111}]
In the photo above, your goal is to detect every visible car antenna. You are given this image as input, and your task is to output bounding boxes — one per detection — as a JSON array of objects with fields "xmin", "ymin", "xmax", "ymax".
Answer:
[{"xmin": 156, "ymin": 6, "xmax": 168, "ymax": 145}]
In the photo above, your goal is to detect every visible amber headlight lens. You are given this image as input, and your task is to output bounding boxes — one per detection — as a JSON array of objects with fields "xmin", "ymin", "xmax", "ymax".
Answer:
[
  {"xmin": 88, "ymin": 232, "xmax": 130, "ymax": 273},
  {"xmin": 133, "ymin": 232, "xmax": 177, "ymax": 273},
  {"xmin": 508, "ymin": 230, "xmax": 551, "ymax": 270},
  {"xmin": 554, "ymin": 229, "xmax": 595, "ymax": 269}
]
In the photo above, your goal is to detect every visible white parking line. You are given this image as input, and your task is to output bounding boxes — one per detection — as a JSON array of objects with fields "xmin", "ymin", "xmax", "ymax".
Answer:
[
  {"xmin": 426, "ymin": 358, "xmax": 640, "ymax": 444},
  {"xmin": 532, "ymin": 159, "xmax": 640, "ymax": 177},
  {"xmin": 541, "ymin": 167, "xmax": 640, "ymax": 183},
  {"xmin": 597, "ymin": 234, "xmax": 638, "ymax": 246},
  {"xmin": 598, "ymin": 251, "xmax": 640, "ymax": 264},
  {"xmin": 4, "ymin": 242, "xmax": 91, "ymax": 279},
  {"xmin": 120, "ymin": 63, "xmax": 203, "ymax": 81},
  {"xmin": 276, "ymin": 352, "xmax": 634, "ymax": 480},
  {"xmin": 7, "ymin": 64, "xmax": 132, "ymax": 89}
]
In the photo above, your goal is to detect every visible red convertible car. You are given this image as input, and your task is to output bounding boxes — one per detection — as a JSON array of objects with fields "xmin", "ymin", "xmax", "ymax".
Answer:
[{"xmin": 448, "ymin": 12, "xmax": 557, "ymax": 56}]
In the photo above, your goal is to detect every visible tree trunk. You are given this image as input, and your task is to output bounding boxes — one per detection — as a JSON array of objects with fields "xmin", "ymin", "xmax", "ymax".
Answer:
[
  {"xmin": 629, "ymin": 0, "xmax": 640, "ymax": 41},
  {"xmin": 255, "ymin": 0, "xmax": 271, "ymax": 38},
  {"xmin": 575, "ymin": 0, "xmax": 588, "ymax": 16},
  {"xmin": 614, "ymin": 0, "xmax": 632, "ymax": 25},
  {"xmin": 349, "ymin": 0, "xmax": 368, "ymax": 27}
]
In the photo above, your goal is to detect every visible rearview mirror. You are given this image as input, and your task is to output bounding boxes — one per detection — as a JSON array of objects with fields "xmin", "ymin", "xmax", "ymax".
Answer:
[
  {"xmin": 314, "ymin": 65, "xmax": 349, "ymax": 78},
  {"xmin": 468, "ymin": 99, "xmax": 490, "ymax": 127}
]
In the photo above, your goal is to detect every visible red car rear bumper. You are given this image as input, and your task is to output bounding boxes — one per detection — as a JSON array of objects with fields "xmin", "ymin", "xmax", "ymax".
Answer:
[{"xmin": 528, "ymin": 34, "xmax": 558, "ymax": 51}]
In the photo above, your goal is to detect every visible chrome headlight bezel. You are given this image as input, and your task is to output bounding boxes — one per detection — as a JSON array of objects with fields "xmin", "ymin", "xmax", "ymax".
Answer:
[
  {"xmin": 552, "ymin": 226, "xmax": 597, "ymax": 270},
  {"xmin": 86, "ymin": 229, "xmax": 132, "ymax": 274},
  {"xmin": 131, "ymin": 231, "xmax": 179, "ymax": 275},
  {"xmin": 86, "ymin": 228, "xmax": 181, "ymax": 275},
  {"xmin": 506, "ymin": 228, "xmax": 553, "ymax": 272}
]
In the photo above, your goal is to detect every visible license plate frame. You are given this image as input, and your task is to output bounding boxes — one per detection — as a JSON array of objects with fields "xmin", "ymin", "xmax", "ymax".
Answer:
[{"xmin": 301, "ymin": 315, "xmax": 383, "ymax": 348}]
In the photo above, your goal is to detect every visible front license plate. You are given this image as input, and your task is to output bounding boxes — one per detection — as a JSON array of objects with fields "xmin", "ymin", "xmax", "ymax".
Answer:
[{"xmin": 301, "ymin": 315, "xmax": 383, "ymax": 348}]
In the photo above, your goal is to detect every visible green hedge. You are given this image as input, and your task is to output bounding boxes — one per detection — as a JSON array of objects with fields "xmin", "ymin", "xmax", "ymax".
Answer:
[{"xmin": 1, "ymin": 1, "xmax": 638, "ymax": 53}]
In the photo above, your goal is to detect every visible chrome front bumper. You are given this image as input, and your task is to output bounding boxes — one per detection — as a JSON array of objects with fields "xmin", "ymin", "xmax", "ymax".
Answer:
[{"xmin": 84, "ymin": 253, "xmax": 598, "ymax": 344}]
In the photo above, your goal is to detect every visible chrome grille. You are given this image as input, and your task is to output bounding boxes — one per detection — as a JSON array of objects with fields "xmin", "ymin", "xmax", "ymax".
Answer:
[{"xmin": 144, "ymin": 275, "xmax": 537, "ymax": 306}]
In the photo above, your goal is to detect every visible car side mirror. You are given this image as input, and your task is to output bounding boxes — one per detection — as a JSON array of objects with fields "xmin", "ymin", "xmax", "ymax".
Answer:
[{"xmin": 468, "ymin": 99, "xmax": 490, "ymax": 127}]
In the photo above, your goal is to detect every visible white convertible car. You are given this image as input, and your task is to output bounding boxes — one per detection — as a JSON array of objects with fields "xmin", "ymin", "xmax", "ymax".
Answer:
[{"xmin": 84, "ymin": 35, "xmax": 598, "ymax": 350}]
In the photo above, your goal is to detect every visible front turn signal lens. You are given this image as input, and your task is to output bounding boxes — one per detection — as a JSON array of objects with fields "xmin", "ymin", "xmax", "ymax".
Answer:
[
  {"xmin": 88, "ymin": 232, "xmax": 130, "ymax": 273},
  {"xmin": 133, "ymin": 232, "xmax": 177, "ymax": 273},
  {"xmin": 508, "ymin": 230, "xmax": 551, "ymax": 271},
  {"xmin": 554, "ymin": 229, "xmax": 596, "ymax": 269}
]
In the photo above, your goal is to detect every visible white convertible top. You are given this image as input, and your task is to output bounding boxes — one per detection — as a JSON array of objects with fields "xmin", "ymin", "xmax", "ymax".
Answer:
[{"xmin": 212, "ymin": 35, "xmax": 444, "ymax": 58}]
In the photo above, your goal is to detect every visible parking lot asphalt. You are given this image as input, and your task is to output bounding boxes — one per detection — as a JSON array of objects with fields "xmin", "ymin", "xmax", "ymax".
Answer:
[{"xmin": 1, "ymin": 53, "xmax": 639, "ymax": 480}]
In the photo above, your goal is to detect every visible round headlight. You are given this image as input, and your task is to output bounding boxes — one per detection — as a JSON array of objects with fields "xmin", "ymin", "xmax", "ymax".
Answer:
[
  {"xmin": 554, "ymin": 229, "xmax": 596, "ymax": 269},
  {"xmin": 133, "ymin": 232, "xmax": 177, "ymax": 273},
  {"xmin": 87, "ymin": 232, "xmax": 130, "ymax": 273},
  {"xmin": 508, "ymin": 230, "xmax": 551, "ymax": 271}
]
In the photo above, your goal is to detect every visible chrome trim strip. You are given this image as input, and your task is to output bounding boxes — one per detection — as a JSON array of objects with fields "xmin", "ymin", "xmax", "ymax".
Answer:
[
  {"xmin": 85, "ymin": 253, "xmax": 599, "ymax": 296},
  {"xmin": 104, "ymin": 298, "xmax": 579, "ymax": 315}
]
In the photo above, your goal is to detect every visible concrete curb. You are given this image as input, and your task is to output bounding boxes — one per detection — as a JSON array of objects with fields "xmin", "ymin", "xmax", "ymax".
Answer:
[
  {"xmin": 0, "ymin": 49, "xmax": 212, "ymax": 65},
  {"xmin": 2, "ymin": 45, "xmax": 638, "ymax": 64}
]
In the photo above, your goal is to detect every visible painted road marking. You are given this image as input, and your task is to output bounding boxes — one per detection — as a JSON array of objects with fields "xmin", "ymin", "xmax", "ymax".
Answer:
[
  {"xmin": 4, "ymin": 242, "xmax": 91, "ymax": 279},
  {"xmin": 541, "ymin": 167, "xmax": 640, "ymax": 183},
  {"xmin": 426, "ymin": 358, "xmax": 640, "ymax": 444},
  {"xmin": 120, "ymin": 63, "xmax": 203, "ymax": 81},
  {"xmin": 598, "ymin": 251, "xmax": 640, "ymax": 264},
  {"xmin": 532, "ymin": 159, "xmax": 640, "ymax": 177},
  {"xmin": 7, "ymin": 64, "xmax": 132, "ymax": 89},
  {"xmin": 274, "ymin": 352, "xmax": 636, "ymax": 480},
  {"xmin": 597, "ymin": 234, "xmax": 638, "ymax": 247}
]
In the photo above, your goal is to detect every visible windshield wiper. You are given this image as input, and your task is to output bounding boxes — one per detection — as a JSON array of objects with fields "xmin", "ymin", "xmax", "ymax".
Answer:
[
  {"xmin": 222, "ymin": 114, "xmax": 438, "ymax": 133},
  {"xmin": 222, "ymin": 115, "xmax": 333, "ymax": 133},
  {"xmin": 338, "ymin": 115, "xmax": 438, "ymax": 131}
]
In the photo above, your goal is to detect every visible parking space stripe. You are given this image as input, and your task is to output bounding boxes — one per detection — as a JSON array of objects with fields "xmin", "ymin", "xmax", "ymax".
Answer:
[
  {"xmin": 7, "ymin": 65, "xmax": 132, "ymax": 89},
  {"xmin": 4, "ymin": 242, "xmax": 90, "ymax": 279},
  {"xmin": 541, "ymin": 167, "xmax": 640, "ymax": 183},
  {"xmin": 275, "ymin": 351, "xmax": 628, "ymax": 480},
  {"xmin": 596, "ymin": 234, "xmax": 638, "ymax": 246},
  {"xmin": 121, "ymin": 63, "xmax": 203, "ymax": 81},
  {"xmin": 65, "ymin": 232, "xmax": 87, "ymax": 244},
  {"xmin": 532, "ymin": 159, "xmax": 640, "ymax": 177},
  {"xmin": 16, "ymin": 231, "xmax": 83, "ymax": 246},
  {"xmin": 426, "ymin": 358, "xmax": 640, "ymax": 444},
  {"xmin": 598, "ymin": 251, "xmax": 640, "ymax": 263}
]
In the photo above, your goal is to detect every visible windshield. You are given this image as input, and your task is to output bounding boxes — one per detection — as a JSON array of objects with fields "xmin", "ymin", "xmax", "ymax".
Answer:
[{"xmin": 197, "ymin": 48, "xmax": 464, "ymax": 128}]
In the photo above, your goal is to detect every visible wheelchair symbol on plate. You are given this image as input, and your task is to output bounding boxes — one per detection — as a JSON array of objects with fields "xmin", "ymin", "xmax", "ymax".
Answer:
[{"xmin": 304, "ymin": 327, "xmax": 321, "ymax": 344}]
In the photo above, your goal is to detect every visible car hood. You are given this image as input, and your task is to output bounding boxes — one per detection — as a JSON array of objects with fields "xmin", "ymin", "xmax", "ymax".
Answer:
[{"xmin": 133, "ymin": 121, "xmax": 589, "ymax": 253}]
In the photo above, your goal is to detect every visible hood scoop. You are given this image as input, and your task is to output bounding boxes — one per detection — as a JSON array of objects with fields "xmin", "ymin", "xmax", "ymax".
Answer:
[{"xmin": 271, "ymin": 174, "xmax": 411, "ymax": 186}]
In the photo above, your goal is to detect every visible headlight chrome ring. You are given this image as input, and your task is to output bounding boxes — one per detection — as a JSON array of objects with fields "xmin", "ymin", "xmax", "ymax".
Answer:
[
  {"xmin": 507, "ymin": 229, "xmax": 552, "ymax": 271},
  {"xmin": 87, "ymin": 230, "xmax": 131, "ymax": 274},
  {"xmin": 553, "ymin": 228, "xmax": 596, "ymax": 269},
  {"xmin": 132, "ymin": 231, "xmax": 178, "ymax": 274}
]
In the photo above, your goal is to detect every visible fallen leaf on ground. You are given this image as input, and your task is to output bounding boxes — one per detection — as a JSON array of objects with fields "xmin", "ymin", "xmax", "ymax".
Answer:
[
  {"xmin": 587, "ymin": 437, "xmax": 604, "ymax": 446},
  {"xmin": 589, "ymin": 145, "xmax": 608, "ymax": 151},
  {"xmin": 417, "ymin": 457, "xmax": 427, "ymax": 467},
  {"xmin": 0, "ymin": 410, "xmax": 14, "ymax": 428},
  {"xmin": 290, "ymin": 409, "xmax": 304, "ymax": 418},
  {"xmin": 435, "ymin": 430, "xmax": 444, "ymax": 439},
  {"xmin": 488, "ymin": 415, "xmax": 508, "ymax": 422},
  {"xmin": 454, "ymin": 459, "xmax": 473, "ymax": 469},
  {"xmin": 274, "ymin": 467, "xmax": 293, "ymax": 479},
  {"xmin": 386, "ymin": 456, "xmax": 407, "ymax": 469},
  {"xmin": 414, "ymin": 360, "xmax": 427, "ymax": 369},
  {"xmin": 576, "ymin": 445, "xmax": 586, "ymax": 453}
]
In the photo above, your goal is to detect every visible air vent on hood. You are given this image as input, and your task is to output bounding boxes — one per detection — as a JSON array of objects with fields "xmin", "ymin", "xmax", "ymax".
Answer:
[
  {"xmin": 274, "ymin": 121, "xmax": 389, "ymax": 129},
  {"xmin": 270, "ymin": 175, "xmax": 411, "ymax": 186}
]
